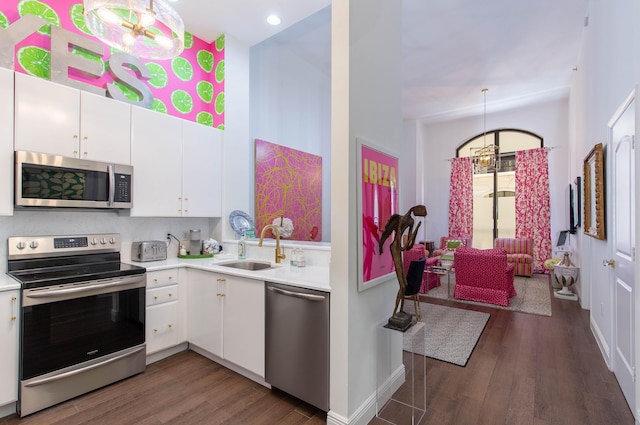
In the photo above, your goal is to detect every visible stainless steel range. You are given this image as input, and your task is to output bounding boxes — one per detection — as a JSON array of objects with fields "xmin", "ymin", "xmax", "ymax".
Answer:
[{"xmin": 7, "ymin": 233, "xmax": 147, "ymax": 417}]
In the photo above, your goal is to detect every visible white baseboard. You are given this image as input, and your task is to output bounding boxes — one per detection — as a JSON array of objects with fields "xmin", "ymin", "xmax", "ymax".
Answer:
[
  {"xmin": 590, "ymin": 317, "xmax": 612, "ymax": 369},
  {"xmin": 0, "ymin": 402, "xmax": 16, "ymax": 419},
  {"xmin": 327, "ymin": 364, "xmax": 405, "ymax": 425},
  {"xmin": 146, "ymin": 343, "xmax": 188, "ymax": 365},
  {"xmin": 188, "ymin": 344, "xmax": 269, "ymax": 388}
]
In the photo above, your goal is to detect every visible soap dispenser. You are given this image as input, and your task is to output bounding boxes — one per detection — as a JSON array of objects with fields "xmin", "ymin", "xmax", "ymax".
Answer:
[{"xmin": 238, "ymin": 232, "xmax": 246, "ymax": 259}]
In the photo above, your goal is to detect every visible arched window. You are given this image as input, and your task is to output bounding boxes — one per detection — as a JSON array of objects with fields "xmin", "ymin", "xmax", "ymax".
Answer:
[{"xmin": 457, "ymin": 129, "xmax": 543, "ymax": 249}]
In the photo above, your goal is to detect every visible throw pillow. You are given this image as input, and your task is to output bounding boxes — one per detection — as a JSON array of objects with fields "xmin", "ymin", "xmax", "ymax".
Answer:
[{"xmin": 446, "ymin": 240, "xmax": 463, "ymax": 250}]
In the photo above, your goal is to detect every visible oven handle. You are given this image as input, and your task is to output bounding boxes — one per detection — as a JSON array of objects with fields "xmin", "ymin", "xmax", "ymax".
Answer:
[
  {"xmin": 25, "ymin": 277, "xmax": 144, "ymax": 299},
  {"xmin": 24, "ymin": 346, "xmax": 145, "ymax": 388}
]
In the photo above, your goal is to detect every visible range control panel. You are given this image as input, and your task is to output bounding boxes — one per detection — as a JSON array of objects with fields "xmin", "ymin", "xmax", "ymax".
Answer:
[{"xmin": 8, "ymin": 233, "xmax": 121, "ymax": 259}]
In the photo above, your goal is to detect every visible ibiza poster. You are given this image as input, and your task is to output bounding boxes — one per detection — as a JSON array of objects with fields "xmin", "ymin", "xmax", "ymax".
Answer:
[{"xmin": 357, "ymin": 139, "xmax": 399, "ymax": 291}]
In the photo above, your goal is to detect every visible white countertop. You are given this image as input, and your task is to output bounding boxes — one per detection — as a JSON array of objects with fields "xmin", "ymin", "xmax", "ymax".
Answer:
[
  {"xmin": 0, "ymin": 274, "xmax": 21, "ymax": 292},
  {"xmin": 128, "ymin": 256, "xmax": 331, "ymax": 293}
]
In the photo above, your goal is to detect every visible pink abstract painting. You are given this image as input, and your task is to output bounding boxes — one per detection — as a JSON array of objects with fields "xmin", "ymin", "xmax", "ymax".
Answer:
[{"xmin": 255, "ymin": 139, "xmax": 322, "ymax": 241}]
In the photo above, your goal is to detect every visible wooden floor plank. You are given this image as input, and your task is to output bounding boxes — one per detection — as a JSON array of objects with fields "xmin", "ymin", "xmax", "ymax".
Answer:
[{"xmin": 1, "ymin": 278, "xmax": 635, "ymax": 425}]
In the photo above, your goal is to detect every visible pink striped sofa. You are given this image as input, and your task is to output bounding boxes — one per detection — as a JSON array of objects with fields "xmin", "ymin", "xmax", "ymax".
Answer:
[
  {"xmin": 493, "ymin": 238, "xmax": 534, "ymax": 277},
  {"xmin": 454, "ymin": 246, "xmax": 516, "ymax": 306}
]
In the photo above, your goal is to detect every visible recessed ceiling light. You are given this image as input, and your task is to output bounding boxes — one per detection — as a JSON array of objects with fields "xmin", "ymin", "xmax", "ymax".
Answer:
[{"xmin": 267, "ymin": 15, "xmax": 281, "ymax": 26}]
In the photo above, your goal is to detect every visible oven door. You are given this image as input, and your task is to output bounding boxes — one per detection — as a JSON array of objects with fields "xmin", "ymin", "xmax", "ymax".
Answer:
[{"xmin": 20, "ymin": 275, "xmax": 145, "ymax": 381}]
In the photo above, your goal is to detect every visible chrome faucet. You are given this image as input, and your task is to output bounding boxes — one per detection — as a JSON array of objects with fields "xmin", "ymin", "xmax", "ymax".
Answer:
[{"xmin": 259, "ymin": 224, "xmax": 286, "ymax": 264}]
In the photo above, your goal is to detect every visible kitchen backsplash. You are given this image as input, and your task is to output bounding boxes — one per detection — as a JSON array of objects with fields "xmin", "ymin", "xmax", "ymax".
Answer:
[{"xmin": 0, "ymin": 211, "xmax": 216, "ymax": 270}]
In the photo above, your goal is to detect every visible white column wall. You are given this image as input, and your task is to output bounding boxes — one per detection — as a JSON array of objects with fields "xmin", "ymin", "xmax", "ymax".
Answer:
[
  {"xmin": 329, "ymin": 0, "xmax": 403, "ymax": 424},
  {"xmin": 220, "ymin": 35, "xmax": 252, "ymax": 242}
]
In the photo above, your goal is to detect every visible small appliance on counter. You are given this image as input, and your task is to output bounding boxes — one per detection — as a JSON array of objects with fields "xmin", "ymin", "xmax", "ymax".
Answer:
[{"xmin": 131, "ymin": 240, "xmax": 167, "ymax": 262}]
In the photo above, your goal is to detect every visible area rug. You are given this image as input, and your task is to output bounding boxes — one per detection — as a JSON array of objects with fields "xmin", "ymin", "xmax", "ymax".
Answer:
[
  {"xmin": 402, "ymin": 303, "xmax": 490, "ymax": 367},
  {"xmin": 421, "ymin": 273, "xmax": 552, "ymax": 316}
]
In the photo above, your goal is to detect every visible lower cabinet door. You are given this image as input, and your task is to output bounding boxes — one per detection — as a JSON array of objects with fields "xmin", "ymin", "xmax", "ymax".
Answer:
[{"xmin": 146, "ymin": 302, "xmax": 179, "ymax": 354}]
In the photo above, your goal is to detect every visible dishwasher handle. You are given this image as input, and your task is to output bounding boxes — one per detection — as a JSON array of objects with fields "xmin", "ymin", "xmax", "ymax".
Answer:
[{"xmin": 267, "ymin": 285, "xmax": 326, "ymax": 301}]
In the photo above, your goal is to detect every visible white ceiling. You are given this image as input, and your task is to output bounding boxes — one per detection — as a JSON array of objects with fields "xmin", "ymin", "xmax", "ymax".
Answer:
[{"xmin": 173, "ymin": 0, "xmax": 589, "ymax": 123}]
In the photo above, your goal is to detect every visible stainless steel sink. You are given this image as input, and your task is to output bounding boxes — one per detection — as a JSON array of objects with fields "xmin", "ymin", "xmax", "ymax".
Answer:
[{"xmin": 217, "ymin": 261, "xmax": 273, "ymax": 271}]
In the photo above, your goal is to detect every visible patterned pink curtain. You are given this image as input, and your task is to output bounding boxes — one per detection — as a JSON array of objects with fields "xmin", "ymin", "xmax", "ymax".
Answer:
[
  {"xmin": 515, "ymin": 148, "xmax": 551, "ymax": 273},
  {"xmin": 448, "ymin": 157, "xmax": 473, "ymax": 238}
]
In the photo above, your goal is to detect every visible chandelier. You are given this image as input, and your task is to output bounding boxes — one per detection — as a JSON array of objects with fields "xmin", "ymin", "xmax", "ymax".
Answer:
[
  {"xmin": 471, "ymin": 88, "xmax": 500, "ymax": 174},
  {"xmin": 83, "ymin": 0, "xmax": 185, "ymax": 60}
]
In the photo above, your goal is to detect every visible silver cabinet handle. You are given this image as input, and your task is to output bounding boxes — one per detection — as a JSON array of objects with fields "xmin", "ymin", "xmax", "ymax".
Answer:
[{"xmin": 267, "ymin": 285, "xmax": 325, "ymax": 301}]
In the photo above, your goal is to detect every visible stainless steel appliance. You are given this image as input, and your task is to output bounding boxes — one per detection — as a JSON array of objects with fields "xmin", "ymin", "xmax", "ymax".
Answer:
[
  {"xmin": 15, "ymin": 150, "xmax": 133, "ymax": 209},
  {"xmin": 131, "ymin": 240, "xmax": 167, "ymax": 262},
  {"xmin": 188, "ymin": 229, "xmax": 201, "ymax": 255},
  {"xmin": 265, "ymin": 282, "xmax": 329, "ymax": 411},
  {"xmin": 8, "ymin": 233, "xmax": 146, "ymax": 417}
]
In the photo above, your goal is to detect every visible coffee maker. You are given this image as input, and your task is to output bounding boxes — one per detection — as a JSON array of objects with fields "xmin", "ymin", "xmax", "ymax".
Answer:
[{"xmin": 188, "ymin": 229, "xmax": 201, "ymax": 255}]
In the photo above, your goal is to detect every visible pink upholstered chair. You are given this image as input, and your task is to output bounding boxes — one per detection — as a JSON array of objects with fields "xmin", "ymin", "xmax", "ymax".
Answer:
[
  {"xmin": 453, "ymin": 246, "xmax": 516, "ymax": 306},
  {"xmin": 402, "ymin": 244, "xmax": 440, "ymax": 293},
  {"xmin": 433, "ymin": 236, "xmax": 472, "ymax": 257},
  {"xmin": 493, "ymin": 238, "xmax": 534, "ymax": 277}
]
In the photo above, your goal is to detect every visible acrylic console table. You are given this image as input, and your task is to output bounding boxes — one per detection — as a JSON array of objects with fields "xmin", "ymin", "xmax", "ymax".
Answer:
[{"xmin": 376, "ymin": 321, "xmax": 426, "ymax": 424}]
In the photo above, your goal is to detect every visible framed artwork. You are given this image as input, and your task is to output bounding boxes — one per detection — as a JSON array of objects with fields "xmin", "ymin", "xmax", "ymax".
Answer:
[
  {"xmin": 583, "ymin": 143, "xmax": 605, "ymax": 240},
  {"xmin": 254, "ymin": 139, "xmax": 322, "ymax": 241},
  {"xmin": 357, "ymin": 138, "xmax": 399, "ymax": 291}
]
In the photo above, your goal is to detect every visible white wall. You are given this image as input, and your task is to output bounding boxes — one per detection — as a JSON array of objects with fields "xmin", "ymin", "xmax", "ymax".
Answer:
[
  {"xmin": 571, "ymin": 1, "xmax": 640, "ymax": 402},
  {"xmin": 329, "ymin": 1, "xmax": 403, "ymax": 424},
  {"xmin": 404, "ymin": 98, "xmax": 570, "ymax": 253},
  {"xmin": 249, "ymin": 7, "xmax": 332, "ymax": 241},
  {"xmin": 220, "ymin": 34, "xmax": 252, "ymax": 242}
]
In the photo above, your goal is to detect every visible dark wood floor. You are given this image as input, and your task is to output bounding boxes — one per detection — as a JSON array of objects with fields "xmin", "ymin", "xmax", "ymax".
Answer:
[
  {"xmin": 373, "ymin": 284, "xmax": 636, "ymax": 425},
  {"xmin": 1, "ymin": 351, "xmax": 326, "ymax": 425},
  {"xmin": 2, "ymin": 280, "xmax": 634, "ymax": 425}
]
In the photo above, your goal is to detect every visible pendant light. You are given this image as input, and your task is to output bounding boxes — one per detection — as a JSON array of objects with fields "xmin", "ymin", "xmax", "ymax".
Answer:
[
  {"xmin": 472, "ymin": 88, "xmax": 500, "ymax": 174},
  {"xmin": 84, "ymin": 0, "xmax": 184, "ymax": 60}
]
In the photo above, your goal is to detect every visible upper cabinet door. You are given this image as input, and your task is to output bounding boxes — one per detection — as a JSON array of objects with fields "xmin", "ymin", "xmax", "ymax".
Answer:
[
  {"xmin": 182, "ymin": 121, "xmax": 223, "ymax": 217},
  {"xmin": 14, "ymin": 73, "xmax": 80, "ymax": 157},
  {"xmin": 0, "ymin": 68, "xmax": 14, "ymax": 216},
  {"xmin": 14, "ymin": 73, "xmax": 131, "ymax": 164},
  {"xmin": 130, "ymin": 106, "xmax": 183, "ymax": 217},
  {"xmin": 79, "ymin": 91, "xmax": 131, "ymax": 164}
]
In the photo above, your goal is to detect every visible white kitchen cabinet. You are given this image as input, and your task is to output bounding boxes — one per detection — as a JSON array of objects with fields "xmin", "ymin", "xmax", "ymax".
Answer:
[
  {"xmin": 0, "ymin": 290, "xmax": 19, "ymax": 406},
  {"xmin": 145, "ymin": 269, "xmax": 186, "ymax": 355},
  {"xmin": 223, "ymin": 275, "xmax": 265, "ymax": 377},
  {"xmin": 187, "ymin": 269, "xmax": 223, "ymax": 357},
  {"xmin": 0, "ymin": 68, "xmax": 14, "ymax": 216},
  {"xmin": 187, "ymin": 270, "xmax": 265, "ymax": 377},
  {"xmin": 14, "ymin": 73, "xmax": 131, "ymax": 164},
  {"xmin": 130, "ymin": 106, "xmax": 223, "ymax": 217},
  {"xmin": 182, "ymin": 120, "xmax": 223, "ymax": 217}
]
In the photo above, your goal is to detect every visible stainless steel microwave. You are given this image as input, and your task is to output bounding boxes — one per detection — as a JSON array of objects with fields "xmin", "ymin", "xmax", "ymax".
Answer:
[{"xmin": 15, "ymin": 150, "xmax": 133, "ymax": 209}]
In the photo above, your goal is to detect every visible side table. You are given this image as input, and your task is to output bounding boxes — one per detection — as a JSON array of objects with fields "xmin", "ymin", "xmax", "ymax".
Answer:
[
  {"xmin": 426, "ymin": 266, "xmax": 455, "ymax": 297},
  {"xmin": 376, "ymin": 322, "xmax": 426, "ymax": 424}
]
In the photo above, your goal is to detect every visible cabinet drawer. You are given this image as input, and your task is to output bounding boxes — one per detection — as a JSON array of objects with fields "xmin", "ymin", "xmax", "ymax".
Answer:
[
  {"xmin": 146, "ymin": 302, "xmax": 179, "ymax": 354},
  {"xmin": 147, "ymin": 269, "xmax": 178, "ymax": 289},
  {"xmin": 146, "ymin": 285, "xmax": 179, "ymax": 306}
]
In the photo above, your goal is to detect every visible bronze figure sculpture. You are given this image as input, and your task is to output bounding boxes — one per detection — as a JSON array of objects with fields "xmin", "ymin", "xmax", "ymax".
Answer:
[{"xmin": 379, "ymin": 205, "xmax": 427, "ymax": 331}]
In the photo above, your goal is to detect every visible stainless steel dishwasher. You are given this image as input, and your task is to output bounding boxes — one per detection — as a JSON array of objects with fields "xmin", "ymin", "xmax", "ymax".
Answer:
[{"xmin": 265, "ymin": 282, "xmax": 329, "ymax": 411}]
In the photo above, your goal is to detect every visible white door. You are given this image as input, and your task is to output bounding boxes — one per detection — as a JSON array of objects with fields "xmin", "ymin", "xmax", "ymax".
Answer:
[{"xmin": 608, "ymin": 91, "xmax": 636, "ymax": 413}]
